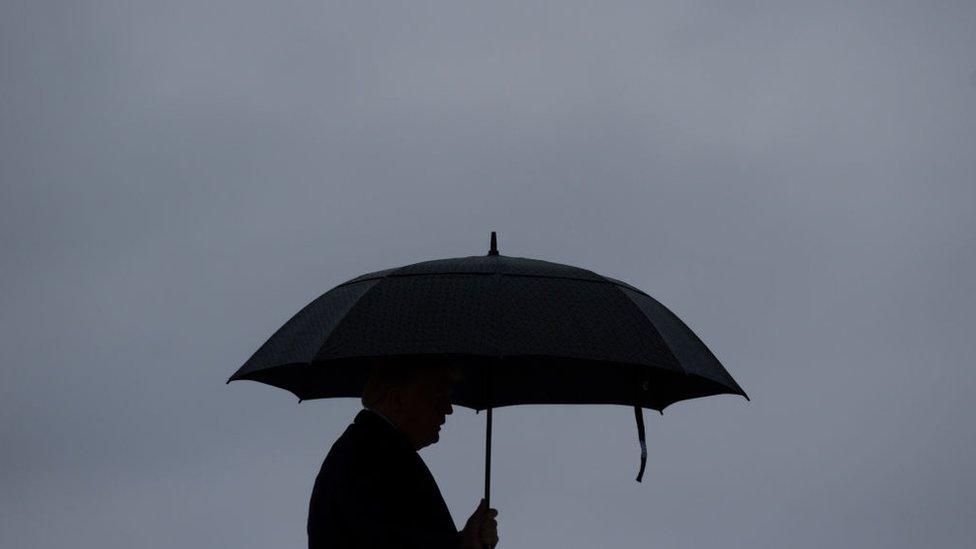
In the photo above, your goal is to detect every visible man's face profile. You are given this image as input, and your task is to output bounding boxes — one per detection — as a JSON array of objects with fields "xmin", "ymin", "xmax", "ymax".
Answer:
[
  {"xmin": 397, "ymin": 370, "xmax": 455, "ymax": 448},
  {"xmin": 363, "ymin": 364, "xmax": 458, "ymax": 450}
]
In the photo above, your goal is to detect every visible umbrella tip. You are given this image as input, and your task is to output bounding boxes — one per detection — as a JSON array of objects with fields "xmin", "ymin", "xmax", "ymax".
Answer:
[{"xmin": 488, "ymin": 231, "xmax": 499, "ymax": 256}]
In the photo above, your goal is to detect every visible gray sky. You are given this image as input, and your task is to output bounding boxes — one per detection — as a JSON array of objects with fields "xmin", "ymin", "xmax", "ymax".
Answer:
[{"xmin": 2, "ymin": 1, "xmax": 975, "ymax": 547}]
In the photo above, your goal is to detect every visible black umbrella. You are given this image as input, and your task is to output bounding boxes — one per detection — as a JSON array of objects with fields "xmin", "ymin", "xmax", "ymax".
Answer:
[{"xmin": 229, "ymin": 233, "xmax": 748, "ymax": 503}]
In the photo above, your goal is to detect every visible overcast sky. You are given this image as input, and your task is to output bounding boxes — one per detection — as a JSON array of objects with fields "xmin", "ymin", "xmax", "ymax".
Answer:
[{"xmin": 2, "ymin": 1, "xmax": 975, "ymax": 548}]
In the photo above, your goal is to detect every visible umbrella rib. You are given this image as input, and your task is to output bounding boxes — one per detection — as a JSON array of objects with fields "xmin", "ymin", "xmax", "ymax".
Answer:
[
  {"xmin": 309, "ymin": 275, "xmax": 405, "ymax": 369},
  {"xmin": 613, "ymin": 286, "xmax": 749, "ymax": 401},
  {"xmin": 606, "ymin": 283, "xmax": 688, "ymax": 380}
]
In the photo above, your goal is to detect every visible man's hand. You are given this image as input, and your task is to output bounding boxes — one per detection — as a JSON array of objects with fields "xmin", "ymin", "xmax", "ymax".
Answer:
[{"xmin": 459, "ymin": 499, "xmax": 499, "ymax": 548}]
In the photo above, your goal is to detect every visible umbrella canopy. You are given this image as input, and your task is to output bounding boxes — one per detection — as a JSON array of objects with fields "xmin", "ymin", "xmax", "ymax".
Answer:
[
  {"xmin": 230, "ymin": 234, "xmax": 746, "ymax": 408},
  {"xmin": 229, "ymin": 233, "xmax": 748, "ymax": 486}
]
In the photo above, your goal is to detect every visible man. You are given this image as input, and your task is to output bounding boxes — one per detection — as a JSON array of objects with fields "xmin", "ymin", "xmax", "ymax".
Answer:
[{"xmin": 308, "ymin": 362, "xmax": 499, "ymax": 548}]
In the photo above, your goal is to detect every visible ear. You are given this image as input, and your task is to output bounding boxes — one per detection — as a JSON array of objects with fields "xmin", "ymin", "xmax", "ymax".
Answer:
[{"xmin": 385, "ymin": 385, "xmax": 405, "ymax": 412}]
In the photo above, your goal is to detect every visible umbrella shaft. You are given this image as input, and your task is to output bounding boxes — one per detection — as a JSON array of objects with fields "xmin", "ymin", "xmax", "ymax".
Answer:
[{"xmin": 484, "ymin": 406, "xmax": 492, "ymax": 507}]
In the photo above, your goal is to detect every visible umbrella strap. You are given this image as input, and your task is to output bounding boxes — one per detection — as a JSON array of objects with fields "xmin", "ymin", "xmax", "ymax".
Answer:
[{"xmin": 634, "ymin": 405, "xmax": 647, "ymax": 482}]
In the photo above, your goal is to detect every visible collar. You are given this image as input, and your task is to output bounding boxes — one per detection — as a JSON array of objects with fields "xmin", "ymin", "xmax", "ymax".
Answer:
[
  {"xmin": 364, "ymin": 406, "xmax": 399, "ymax": 431},
  {"xmin": 358, "ymin": 407, "xmax": 416, "ymax": 451}
]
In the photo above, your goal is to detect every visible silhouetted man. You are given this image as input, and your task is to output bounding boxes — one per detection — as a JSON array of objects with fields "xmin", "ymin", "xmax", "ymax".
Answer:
[{"xmin": 308, "ymin": 363, "xmax": 499, "ymax": 548}]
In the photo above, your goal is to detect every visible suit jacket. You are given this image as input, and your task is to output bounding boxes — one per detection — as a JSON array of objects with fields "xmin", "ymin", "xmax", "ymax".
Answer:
[{"xmin": 308, "ymin": 409, "xmax": 460, "ymax": 549}]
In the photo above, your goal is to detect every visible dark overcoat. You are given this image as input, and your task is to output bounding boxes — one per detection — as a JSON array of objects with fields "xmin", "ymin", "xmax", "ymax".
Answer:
[{"xmin": 308, "ymin": 409, "xmax": 460, "ymax": 549}]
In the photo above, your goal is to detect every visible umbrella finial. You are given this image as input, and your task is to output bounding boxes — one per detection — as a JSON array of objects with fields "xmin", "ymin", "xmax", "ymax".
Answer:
[{"xmin": 488, "ymin": 231, "xmax": 499, "ymax": 256}]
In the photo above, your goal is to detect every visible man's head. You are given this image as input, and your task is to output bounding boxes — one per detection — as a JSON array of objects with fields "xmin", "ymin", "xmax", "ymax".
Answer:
[{"xmin": 361, "ymin": 362, "xmax": 459, "ymax": 450}]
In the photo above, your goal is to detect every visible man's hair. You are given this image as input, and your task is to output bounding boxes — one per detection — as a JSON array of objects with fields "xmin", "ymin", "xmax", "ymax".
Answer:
[
  {"xmin": 360, "ymin": 362, "xmax": 425, "ymax": 408},
  {"xmin": 360, "ymin": 362, "xmax": 460, "ymax": 408}
]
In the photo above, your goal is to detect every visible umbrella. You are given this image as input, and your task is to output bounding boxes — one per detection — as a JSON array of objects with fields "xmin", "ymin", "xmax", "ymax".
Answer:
[{"xmin": 229, "ymin": 232, "xmax": 748, "ymax": 503}]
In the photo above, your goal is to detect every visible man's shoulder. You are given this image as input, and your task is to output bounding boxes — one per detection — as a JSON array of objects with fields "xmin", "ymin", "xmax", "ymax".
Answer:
[{"xmin": 319, "ymin": 421, "xmax": 375, "ymax": 471}]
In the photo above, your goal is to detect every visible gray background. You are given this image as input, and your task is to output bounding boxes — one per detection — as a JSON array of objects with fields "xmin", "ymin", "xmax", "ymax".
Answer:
[{"xmin": 2, "ymin": 1, "xmax": 974, "ymax": 547}]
